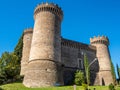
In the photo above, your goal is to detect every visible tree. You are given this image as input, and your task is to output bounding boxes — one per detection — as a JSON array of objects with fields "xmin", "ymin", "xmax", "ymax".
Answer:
[
  {"xmin": 0, "ymin": 52, "xmax": 19, "ymax": 84},
  {"xmin": 74, "ymin": 70, "xmax": 85, "ymax": 85},
  {"xmin": 84, "ymin": 54, "xmax": 90, "ymax": 85},
  {"xmin": 13, "ymin": 34, "xmax": 23, "ymax": 78},
  {"xmin": 0, "ymin": 56, "xmax": 7, "ymax": 84},
  {"xmin": 14, "ymin": 34, "xmax": 23, "ymax": 64},
  {"xmin": 110, "ymin": 60, "xmax": 116, "ymax": 85},
  {"xmin": 0, "ymin": 34, "xmax": 23, "ymax": 84},
  {"xmin": 116, "ymin": 64, "xmax": 120, "ymax": 84}
]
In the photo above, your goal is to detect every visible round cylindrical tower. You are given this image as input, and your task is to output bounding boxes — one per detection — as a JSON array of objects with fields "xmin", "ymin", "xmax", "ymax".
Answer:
[
  {"xmin": 20, "ymin": 28, "xmax": 33, "ymax": 76},
  {"xmin": 90, "ymin": 36, "xmax": 113, "ymax": 85},
  {"xmin": 23, "ymin": 2, "xmax": 63, "ymax": 87}
]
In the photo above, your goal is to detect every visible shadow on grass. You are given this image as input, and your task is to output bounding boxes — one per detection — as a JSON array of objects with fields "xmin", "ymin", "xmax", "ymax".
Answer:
[{"xmin": 0, "ymin": 87, "xmax": 4, "ymax": 90}]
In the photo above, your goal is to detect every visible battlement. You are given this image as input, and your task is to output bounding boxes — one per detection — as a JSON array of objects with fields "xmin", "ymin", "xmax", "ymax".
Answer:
[
  {"xmin": 62, "ymin": 38, "xmax": 96, "ymax": 51},
  {"xmin": 24, "ymin": 28, "xmax": 33, "ymax": 35},
  {"xmin": 90, "ymin": 35, "xmax": 109, "ymax": 46},
  {"xmin": 34, "ymin": 2, "xmax": 63, "ymax": 20}
]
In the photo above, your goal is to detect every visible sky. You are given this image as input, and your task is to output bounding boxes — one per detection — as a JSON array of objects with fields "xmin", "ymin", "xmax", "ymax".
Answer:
[{"xmin": 0, "ymin": 0, "xmax": 120, "ymax": 76}]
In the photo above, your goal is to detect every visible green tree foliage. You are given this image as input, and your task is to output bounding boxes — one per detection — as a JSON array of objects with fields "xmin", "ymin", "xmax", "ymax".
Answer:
[
  {"xmin": 109, "ymin": 83, "xmax": 115, "ymax": 90},
  {"xmin": 14, "ymin": 34, "xmax": 23, "ymax": 64},
  {"xmin": 110, "ymin": 60, "xmax": 116, "ymax": 85},
  {"xmin": 0, "ymin": 33, "xmax": 23, "ymax": 84},
  {"xmin": 0, "ymin": 59, "xmax": 7, "ymax": 84},
  {"xmin": 116, "ymin": 64, "xmax": 120, "ymax": 84},
  {"xmin": 0, "ymin": 52, "xmax": 20, "ymax": 84},
  {"xmin": 84, "ymin": 54, "xmax": 90, "ymax": 85},
  {"xmin": 74, "ymin": 70, "xmax": 85, "ymax": 85}
]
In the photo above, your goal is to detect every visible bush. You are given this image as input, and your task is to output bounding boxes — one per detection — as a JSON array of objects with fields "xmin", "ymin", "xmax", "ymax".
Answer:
[
  {"xmin": 74, "ymin": 70, "xmax": 85, "ymax": 85},
  {"xmin": 82, "ymin": 83, "xmax": 88, "ymax": 90},
  {"xmin": 0, "ymin": 52, "xmax": 21, "ymax": 84},
  {"xmin": 0, "ymin": 87, "xmax": 3, "ymax": 90},
  {"xmin": 109, "ymin": 83, "xmax": 115, "ymax": 90}
]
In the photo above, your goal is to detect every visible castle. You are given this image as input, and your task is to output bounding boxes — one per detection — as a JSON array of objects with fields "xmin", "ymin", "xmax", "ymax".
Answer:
[{"xmin": 20, "ymin": 2, "xmax": 113, "ymax": 87}]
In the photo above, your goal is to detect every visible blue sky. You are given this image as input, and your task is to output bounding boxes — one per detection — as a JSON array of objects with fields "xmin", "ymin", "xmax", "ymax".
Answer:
[{"xmin": 0, "ymin": 0, "xmax": 120, "ymax": 77}]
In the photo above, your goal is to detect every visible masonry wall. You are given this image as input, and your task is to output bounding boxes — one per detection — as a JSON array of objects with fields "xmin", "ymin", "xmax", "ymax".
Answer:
[
  {"xmin": 20, "ymin": 29, "xmax": 33, "ymax": 76},
  {"xmin": 61, "ymin": 38, "xmax": 98, "ymax": 85},
  {"xmin": 91, "ymin": 43, "xmax": 113, "ymax": 85},
  {"xmin": 23, "ymin": 3, "xmax": 63, "ymax": 87},
  {"xmin": 21, "ymin": 32, "xmax": 100, "ymax": 85},
  {"xmin": 61, "ymin": 39, "xmax": 96, "ymax": 68}
]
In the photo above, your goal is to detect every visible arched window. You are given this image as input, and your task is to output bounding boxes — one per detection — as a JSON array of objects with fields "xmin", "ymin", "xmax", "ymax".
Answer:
[
  {"xmin": 77, "ymin": 58, "xmax": 83, "ymax": 69},
  {"xmin": 77, "ymin": 50, "xmax": 84, "ymax": 69}
]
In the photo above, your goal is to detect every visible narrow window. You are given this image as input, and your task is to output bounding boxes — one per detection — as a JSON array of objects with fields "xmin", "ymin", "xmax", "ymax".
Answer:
[{"xmin": 78, "ymin": 58, "xmax": 83, "ymax": 69}]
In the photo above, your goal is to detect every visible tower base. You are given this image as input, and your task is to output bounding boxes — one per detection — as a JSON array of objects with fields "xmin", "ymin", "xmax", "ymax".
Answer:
[
  {"xmin": 23, "ymin": 60, "xmax": 63, "ymax": 88},
  {"xmin": 98, "ymin": 70, "xmax": 113, "ymax": 86}
]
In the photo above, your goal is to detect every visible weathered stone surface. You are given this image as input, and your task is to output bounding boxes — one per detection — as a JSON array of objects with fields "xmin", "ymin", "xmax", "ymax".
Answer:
[
  {"xmin": 23, "ymin": 3, "xmax": 63, "ymax": 87},
  {"xmin": 61, "ymin": 39, "xmax": 97, "ymax": 85},
  {"xmin": 23, "ymin": 60, "xmax": 58, "ymax": 87},
  {"xmin": 98, "ymin": 70, "xmax": 113, "ymax": 85},
  {"xmin": 90, "ymin": 36, "xmax": 113, "ymax": 85},
  {"xmin": 20, "ymin": 28, "xmax": 33, "ymax": 75},
  {"xmin": 21, "ymin": 2, "xmax": 113, "ymax": 87}
]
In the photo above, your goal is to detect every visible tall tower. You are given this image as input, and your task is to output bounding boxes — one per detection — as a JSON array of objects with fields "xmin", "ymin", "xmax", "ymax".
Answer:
[
  {"xmin": 90, "ymin": 36, "xmax": 113, "ymax": 85},
  {"xmin": 20, "ymin": 28, "xmax": 33, "ymax": 76},
  {"xmin": 23, "ymin": 3, "xmax": 63, "ymax": 87}
]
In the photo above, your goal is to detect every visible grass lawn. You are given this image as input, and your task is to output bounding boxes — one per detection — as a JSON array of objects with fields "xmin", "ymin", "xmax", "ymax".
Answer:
[{"xmin": 0, "ymin": 82, "xmax": 120, "ymax": 90}]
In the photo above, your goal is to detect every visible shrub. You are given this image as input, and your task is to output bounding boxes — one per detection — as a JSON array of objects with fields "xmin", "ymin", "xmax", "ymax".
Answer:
[
  {"xmin": 74, "ymin": 70, "xmax": 85, "ymax": 85},
  {"xmin": 82, "ymin": 83, "xmax": 88, "ymax": 90},
  {"xmin": 0, "ymin": 87, "xmax": 3, "ymax": 90},
  {"xmin": 0, "ymin": 52, "xmax": 20, "ymax": 84},
  {"xmin": 109, "ymin": 83, "xmax": 115, "ymax": 90}
]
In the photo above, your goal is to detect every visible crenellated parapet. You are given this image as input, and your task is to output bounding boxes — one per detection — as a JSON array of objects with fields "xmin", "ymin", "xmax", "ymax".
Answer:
[
  {"xmin": 90, "ymin": 35, "xmax": 113, "ymax": 85},
  {"xmin": 24, "ymin": 28, "xmax": 33, "ymax": 35},
  {"xmin": 62, "ymin": 38, "xmax": 96, "ymax": 51},
  {"xmin": 34, "ymin": 2, "xmax": 63, "ymax": 21},
  {"xmin": 23, "ymin": 2, "xmax": 64, "ymax": 87},
  {"xmin": 90, "ymin": 35, "xmax": 109, "ymax": 46}
]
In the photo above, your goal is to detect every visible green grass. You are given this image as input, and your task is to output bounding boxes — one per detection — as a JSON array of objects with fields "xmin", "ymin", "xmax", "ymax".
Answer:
[{"xmin": 0, "ymin": 82, "xmax": 120, "ymax": 90}]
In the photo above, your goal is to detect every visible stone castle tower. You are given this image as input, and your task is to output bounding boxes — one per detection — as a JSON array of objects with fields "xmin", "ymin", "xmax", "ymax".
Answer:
[
  {"xmin": 90, "ymin": 36, "xmax": 113, "ymax": 85},
  {"xmin": 20, "ymin": 2, "xmax": 113, "ymax": 88},
  {"xmin": 20, "ymin": 28, "xmax": 33, "ymax": 75},
  {"xmin": 23, "ymin": 3, "xmax": 63, "ymax": 87}
]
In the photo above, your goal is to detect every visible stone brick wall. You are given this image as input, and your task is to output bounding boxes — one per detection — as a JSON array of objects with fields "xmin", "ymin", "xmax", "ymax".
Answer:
[
  {"xmin": 20, "ymin": 28, "xmax": 33, "ymax": 75},
  {"xmin": 90, "ymin": 36, "xmax": 113, "ymax": 85},
  {"xmin": 21, "ymin": 3, "xmax": 113, "ymax": 87},
  {"xmin": 61, "ymin": 38, "xmax": 96, "ymax": 68},
  {"xmin": 23, "ymin": 3, "xmax": 63, "ymax": 88},
  {"xmin": 21, "ymin": 32, "xmax": 113, "ymax": 86},
  {"xmin": 61, "ymin": 38, "xmax": 97, "ymax": 85}
]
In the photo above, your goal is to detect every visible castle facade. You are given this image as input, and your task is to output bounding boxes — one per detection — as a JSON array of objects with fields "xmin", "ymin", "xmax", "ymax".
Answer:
[{"xmin": 20, "ymin": 2, "xmax": 113, "ymax": 87}]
